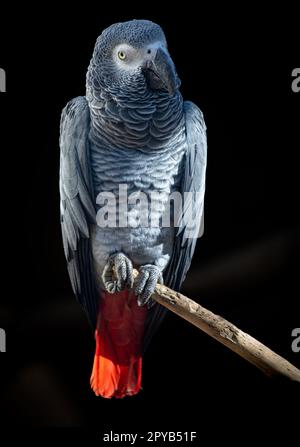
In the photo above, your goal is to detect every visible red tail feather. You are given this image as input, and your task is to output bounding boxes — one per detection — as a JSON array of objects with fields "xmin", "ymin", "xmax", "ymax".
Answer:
[{"xmin": 90, "ymin": 290, "xmax": 147, "ymax": 398}]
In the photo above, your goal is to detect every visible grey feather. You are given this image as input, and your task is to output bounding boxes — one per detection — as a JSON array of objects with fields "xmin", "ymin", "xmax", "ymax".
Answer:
[
  {"xmin": 59, "ymin": 96, "xmax": 98, "ymax": 327},
  {"xmin": 166, "ymin": 101, "xmax": 207, "ymax": 290},
  {"xmin": 144, "ymin": 101, "xmax": 207, "ymax": 348}
]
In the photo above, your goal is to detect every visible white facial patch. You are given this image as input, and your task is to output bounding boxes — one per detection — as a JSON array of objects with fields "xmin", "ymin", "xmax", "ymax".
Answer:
[{"xmin": 113, "ymin": 40, "xmax": 166, "ymax": 71}]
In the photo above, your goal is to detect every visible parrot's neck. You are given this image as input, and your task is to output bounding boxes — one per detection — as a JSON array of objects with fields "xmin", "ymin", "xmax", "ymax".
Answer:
[{"xmin": 86, "ymin": 82, "xmax": 184, "ymax": 150}]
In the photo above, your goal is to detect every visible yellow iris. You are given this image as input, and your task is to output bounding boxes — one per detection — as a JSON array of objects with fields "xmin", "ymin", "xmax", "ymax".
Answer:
[{"xmin": 118, "ymin": 51, "xmax": 126, "ymax": 60}]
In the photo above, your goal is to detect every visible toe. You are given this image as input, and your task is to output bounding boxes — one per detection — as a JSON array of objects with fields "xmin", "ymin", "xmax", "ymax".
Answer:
[
  {"xmin": 135, "ymin": 270, "xmax": 149, "ymax": 297},
  {"xmin": 138, "ymin": 288, "xmax": 151, "ymax": 306},
  {"xmin": 135, "ymin": 265, "xmax": 163, "ymax": 306},
  {"xmin": 114, "ymin": 256, "xmax": 127, "ymax": 290},
  {"xmin": 125, "ymin": 258, "xmax": 134, "ymax": 288}
]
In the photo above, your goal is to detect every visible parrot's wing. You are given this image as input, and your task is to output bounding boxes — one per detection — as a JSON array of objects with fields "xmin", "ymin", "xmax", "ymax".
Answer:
[
  {"xmin": 144, "ymin": 100, "xmax": 207, "ymax": 348},
  {"xmin": 59, "ymin": 96, "xmax": 98, "ymax": 327},
  {"xmin": 165, "ymin": 100, "xmax": 207, "ymax": 289}
]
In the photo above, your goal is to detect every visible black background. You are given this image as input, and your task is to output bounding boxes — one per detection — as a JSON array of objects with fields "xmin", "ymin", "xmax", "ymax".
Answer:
[{"xmin": 0, "ymin": 3, "xmax": 299, "ymax": 442}]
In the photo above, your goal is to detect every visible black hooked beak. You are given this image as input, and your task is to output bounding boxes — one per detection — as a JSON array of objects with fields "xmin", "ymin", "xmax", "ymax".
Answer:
[{"xmin": 144, "ymin": 47, "xmax": 181, "ymax": 96}]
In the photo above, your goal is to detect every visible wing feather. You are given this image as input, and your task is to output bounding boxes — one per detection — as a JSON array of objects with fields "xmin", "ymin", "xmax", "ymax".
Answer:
[
  {"xmin": 59, "ymin": 96, "xmax": 98, "ymax": 327},
  {"xmin": 165, "ymin": 101, "xmax": 207, "ymax": 290}
]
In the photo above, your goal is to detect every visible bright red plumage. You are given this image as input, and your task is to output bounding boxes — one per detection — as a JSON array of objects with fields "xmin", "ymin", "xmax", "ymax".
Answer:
[{"xmin": 90, "ymin": 290, "xmax": 147, "ymax": 398}]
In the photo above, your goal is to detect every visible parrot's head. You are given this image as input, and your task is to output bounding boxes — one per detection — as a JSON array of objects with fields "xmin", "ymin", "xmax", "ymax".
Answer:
[{"xmin": 88, "ymin": 19, "xmax": 180, "ymax": 97}]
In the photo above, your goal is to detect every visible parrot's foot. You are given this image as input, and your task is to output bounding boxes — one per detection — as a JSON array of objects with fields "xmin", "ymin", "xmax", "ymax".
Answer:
[
  {"xmin": 102, "ymin": 252, "xmax": 133, "ymax": 294},
  {"xmin": 135, "ymin": 264, "xmax": 163, "ymax": 308}
]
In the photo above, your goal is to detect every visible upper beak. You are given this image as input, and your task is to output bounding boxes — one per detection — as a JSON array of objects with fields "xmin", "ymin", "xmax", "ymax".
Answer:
[{"xmin": 144, "ymin": 47, "xmax": 180, "ymax": 96}]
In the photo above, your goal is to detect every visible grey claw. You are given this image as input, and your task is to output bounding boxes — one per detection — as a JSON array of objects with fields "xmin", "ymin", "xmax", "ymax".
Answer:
[
  {"xmin": 102, "ymin": 252, "xmax": 133, "ymax": 294},
  {"xmin": 135, "ymin": 264, "xmax": 163, "ymax": 306},
  {"xmin": 147, "ymin": 298, "xmax": 156, "ymax": 309}
]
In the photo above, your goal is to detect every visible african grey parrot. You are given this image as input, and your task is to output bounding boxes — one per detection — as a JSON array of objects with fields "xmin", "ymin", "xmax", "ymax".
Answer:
[{"xmin": 59, "ymin": 19, "xmax": 207, "ymax": 398}]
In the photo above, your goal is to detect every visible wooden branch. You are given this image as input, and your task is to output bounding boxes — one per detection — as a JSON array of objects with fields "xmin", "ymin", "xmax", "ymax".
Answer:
[{"xmin": 133, "ymin": 269, "xmax": 300, "ymax": 382}]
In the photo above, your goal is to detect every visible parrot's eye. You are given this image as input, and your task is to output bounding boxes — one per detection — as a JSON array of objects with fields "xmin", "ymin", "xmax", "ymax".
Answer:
[{"xmin": 118, "ymin": 51, "xmax": 126, "ymax": 60}]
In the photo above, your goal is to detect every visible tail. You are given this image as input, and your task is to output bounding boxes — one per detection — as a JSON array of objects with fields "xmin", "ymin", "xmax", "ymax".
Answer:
[{"xmin": 90, "ymin": 289, "xmax": 147, "ymax": 398}]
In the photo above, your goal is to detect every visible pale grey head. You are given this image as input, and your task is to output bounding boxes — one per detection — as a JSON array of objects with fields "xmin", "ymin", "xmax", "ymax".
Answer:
[{"xmin": 87, "ymin": 19, "xmax": 181, "ymax": 97}]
